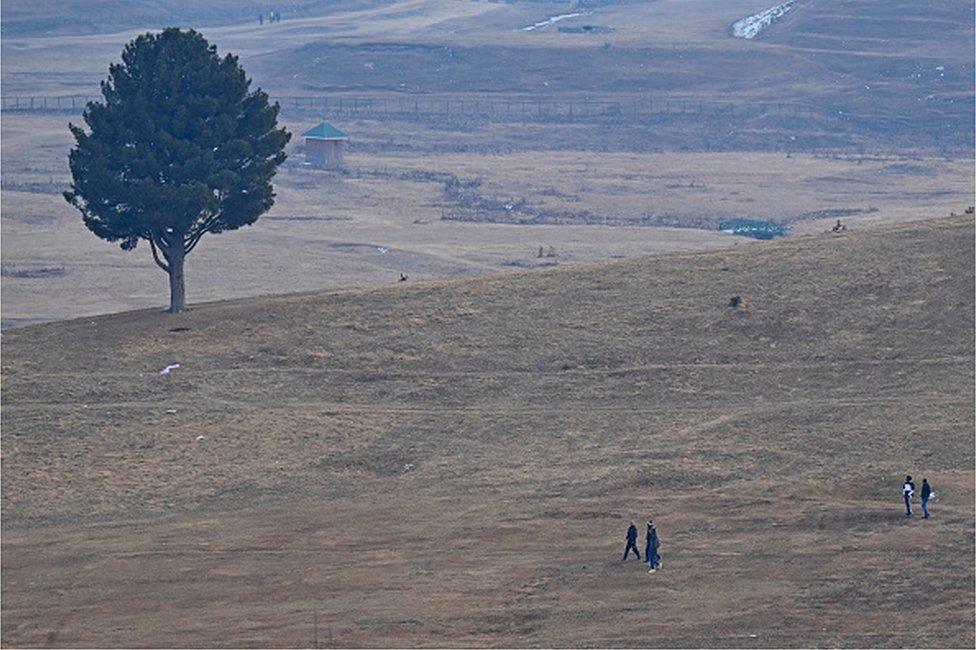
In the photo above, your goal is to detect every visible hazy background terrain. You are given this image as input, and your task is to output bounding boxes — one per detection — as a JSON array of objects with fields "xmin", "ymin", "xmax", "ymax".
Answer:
[{"xmin": 2, "ymin": 0, "xmax": 973, "ymax": 326}]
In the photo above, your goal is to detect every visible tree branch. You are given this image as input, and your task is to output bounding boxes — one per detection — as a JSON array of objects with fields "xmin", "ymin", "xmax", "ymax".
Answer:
[
  {"xmin": 184, "ymin": 215, "xmax": 219, "ymax": 254},
  {"xmin": 148, "ymin": 235, "xmax": 170, "ymax": 272},
  {"xmin": 184, "ymin": 229, "xmax": 207, "ymax": 255}
]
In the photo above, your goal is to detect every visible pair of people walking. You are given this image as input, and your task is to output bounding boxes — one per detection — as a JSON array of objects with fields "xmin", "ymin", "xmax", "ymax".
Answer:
[
  {"xmin": 903, "ymin": 475, "xmax": 933, "ymax": 518},
  {"xmin": 622, "ymin": 520, "xmax": 661, "ymax": 572}
]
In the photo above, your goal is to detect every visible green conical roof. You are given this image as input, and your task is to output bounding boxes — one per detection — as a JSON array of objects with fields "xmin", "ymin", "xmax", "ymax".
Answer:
[{"xmin": 302, "ymin": 122, "xmax": 349, "ymax": 140}]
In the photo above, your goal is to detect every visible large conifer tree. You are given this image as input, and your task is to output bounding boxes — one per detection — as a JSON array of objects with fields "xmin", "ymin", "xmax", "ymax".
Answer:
[{"xmin": 65, "ymin": 28, "xmax": 290, "ymax": 313}]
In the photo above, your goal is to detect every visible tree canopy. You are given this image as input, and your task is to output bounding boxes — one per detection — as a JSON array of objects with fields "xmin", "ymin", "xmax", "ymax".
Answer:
[{"xmin": 64, "ymin": 27, "xmax": 290, "ymax": 312}]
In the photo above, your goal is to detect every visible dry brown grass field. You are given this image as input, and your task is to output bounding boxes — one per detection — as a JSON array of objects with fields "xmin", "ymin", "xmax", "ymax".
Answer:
[
  {"xmin": 1, "ymin": 2, "xmax": 974, "ymax": 646},
  {"xmin": 2, "ymin": 215, "xmax": 974, "ymax": 647}
]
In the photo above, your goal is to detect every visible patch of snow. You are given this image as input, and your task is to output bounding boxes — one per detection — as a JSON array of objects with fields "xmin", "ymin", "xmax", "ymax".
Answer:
[
  {"xmin": 731, "ymin": 1, "xmax": 795, "ymax": 39},
  {"xmin": 521, "ymin": 12, "xmax": 589, "ymax": 32}
]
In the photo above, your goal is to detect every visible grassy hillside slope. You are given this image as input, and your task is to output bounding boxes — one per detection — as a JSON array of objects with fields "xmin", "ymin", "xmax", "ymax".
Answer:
[{"xmin": 2, "ymin": 216, "xmax": 974, "ymax": 647}]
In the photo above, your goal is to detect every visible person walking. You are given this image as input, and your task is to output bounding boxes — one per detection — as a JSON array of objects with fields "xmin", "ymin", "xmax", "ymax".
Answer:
[
  {"xmin": 903, "ymin": 475, "xmax": 915, "ymax": 517},
  {"xmin": 645, "ymin": 520, "xmax": 661, "ymax": 572},
  {"xmin": 622, "ymin": 521, "xmax": 641, "ymax": 560},
  {"xmin": 920, "ymin": 478, "xmax": 932, "ymax": 519}
]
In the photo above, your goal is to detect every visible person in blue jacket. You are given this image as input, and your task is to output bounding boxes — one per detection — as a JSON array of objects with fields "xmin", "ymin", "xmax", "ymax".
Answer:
[
  {"xmin": 920, "ymin": 478, "xmax": 932, "ymax": 519},
  {"xmin": 645, "ymin": 520, "xmax": 661, "ymax": 572},
  {"xmin": 622, "ymin": 521, "xmax": 641, "ymax": 560}
]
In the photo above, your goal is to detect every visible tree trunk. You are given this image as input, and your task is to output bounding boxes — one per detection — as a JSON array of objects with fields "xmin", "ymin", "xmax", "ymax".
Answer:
[{"xmin": 167, "ymin": 245, "xmax": 186, "ymax": 313}]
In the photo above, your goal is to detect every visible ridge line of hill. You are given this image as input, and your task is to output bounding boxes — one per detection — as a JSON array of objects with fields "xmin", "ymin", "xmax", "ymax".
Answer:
[{"xmin": 6, "ymin": 213, "xmax": 970, "ymax": 334}]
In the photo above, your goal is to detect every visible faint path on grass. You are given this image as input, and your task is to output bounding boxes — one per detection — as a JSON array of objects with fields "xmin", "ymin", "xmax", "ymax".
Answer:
[{"xmin": 2, "ymin": 393, "xmax": 967, "ymax": 415}]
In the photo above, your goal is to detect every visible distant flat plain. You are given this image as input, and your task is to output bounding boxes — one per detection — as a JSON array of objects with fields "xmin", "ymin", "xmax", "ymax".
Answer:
[{"xmin": 2, "ymin": 110, "xmax": 973, "ymax": 327}]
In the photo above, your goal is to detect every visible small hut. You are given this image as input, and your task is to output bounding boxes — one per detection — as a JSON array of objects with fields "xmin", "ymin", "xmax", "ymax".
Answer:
[{"xmin": 302, "ymin": 122, "xmax": 348, "ymax": 167}]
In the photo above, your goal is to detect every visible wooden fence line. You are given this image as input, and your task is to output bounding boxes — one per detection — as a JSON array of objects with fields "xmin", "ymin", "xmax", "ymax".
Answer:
[{"xmin": 0, "ymin": 94, "xmax": 836, "ymax": 123}]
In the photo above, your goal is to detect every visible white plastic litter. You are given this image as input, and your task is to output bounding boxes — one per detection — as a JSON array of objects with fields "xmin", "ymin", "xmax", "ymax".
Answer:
[
  {"xmin": 376, "ymin": 246, "xmax": 389, "ymax": 254},
  {"xmin": 165, "ymin": 409, "xmax": 177, "ymax": 414},
  {"xmin": 731, "ymin": 1, "xmax": 795, "ymax": 39},
  {"xmin": 403, "ymin": 463, "xmax": 414, "ymax": 472},
  {"xmin": 195, "ymin": 435, "xmax": 205, "ymax": 441},
  {"xmin": 521, "ymin": 12, "xmax": 586, "ymax": 31},
  {"xmin": 159, "ymin": 363, "xmax": 181, "ymax": 375}
]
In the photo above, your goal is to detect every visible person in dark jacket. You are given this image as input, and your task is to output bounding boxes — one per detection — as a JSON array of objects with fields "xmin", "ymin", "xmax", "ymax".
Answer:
[
  {"xmin": 645, "ymin": 520, "xmax": 660, "ymax": 572},
  {"xmin": 903, "ymin": 475, "xmax": 915, "ymax": 517},
  {"xmin": 920, "ymin": 478, "xmax": 932, "ymax": 519},
  {"xmin": 622, "ymin": 521, "xmax": 641, "ymax": 560}
]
